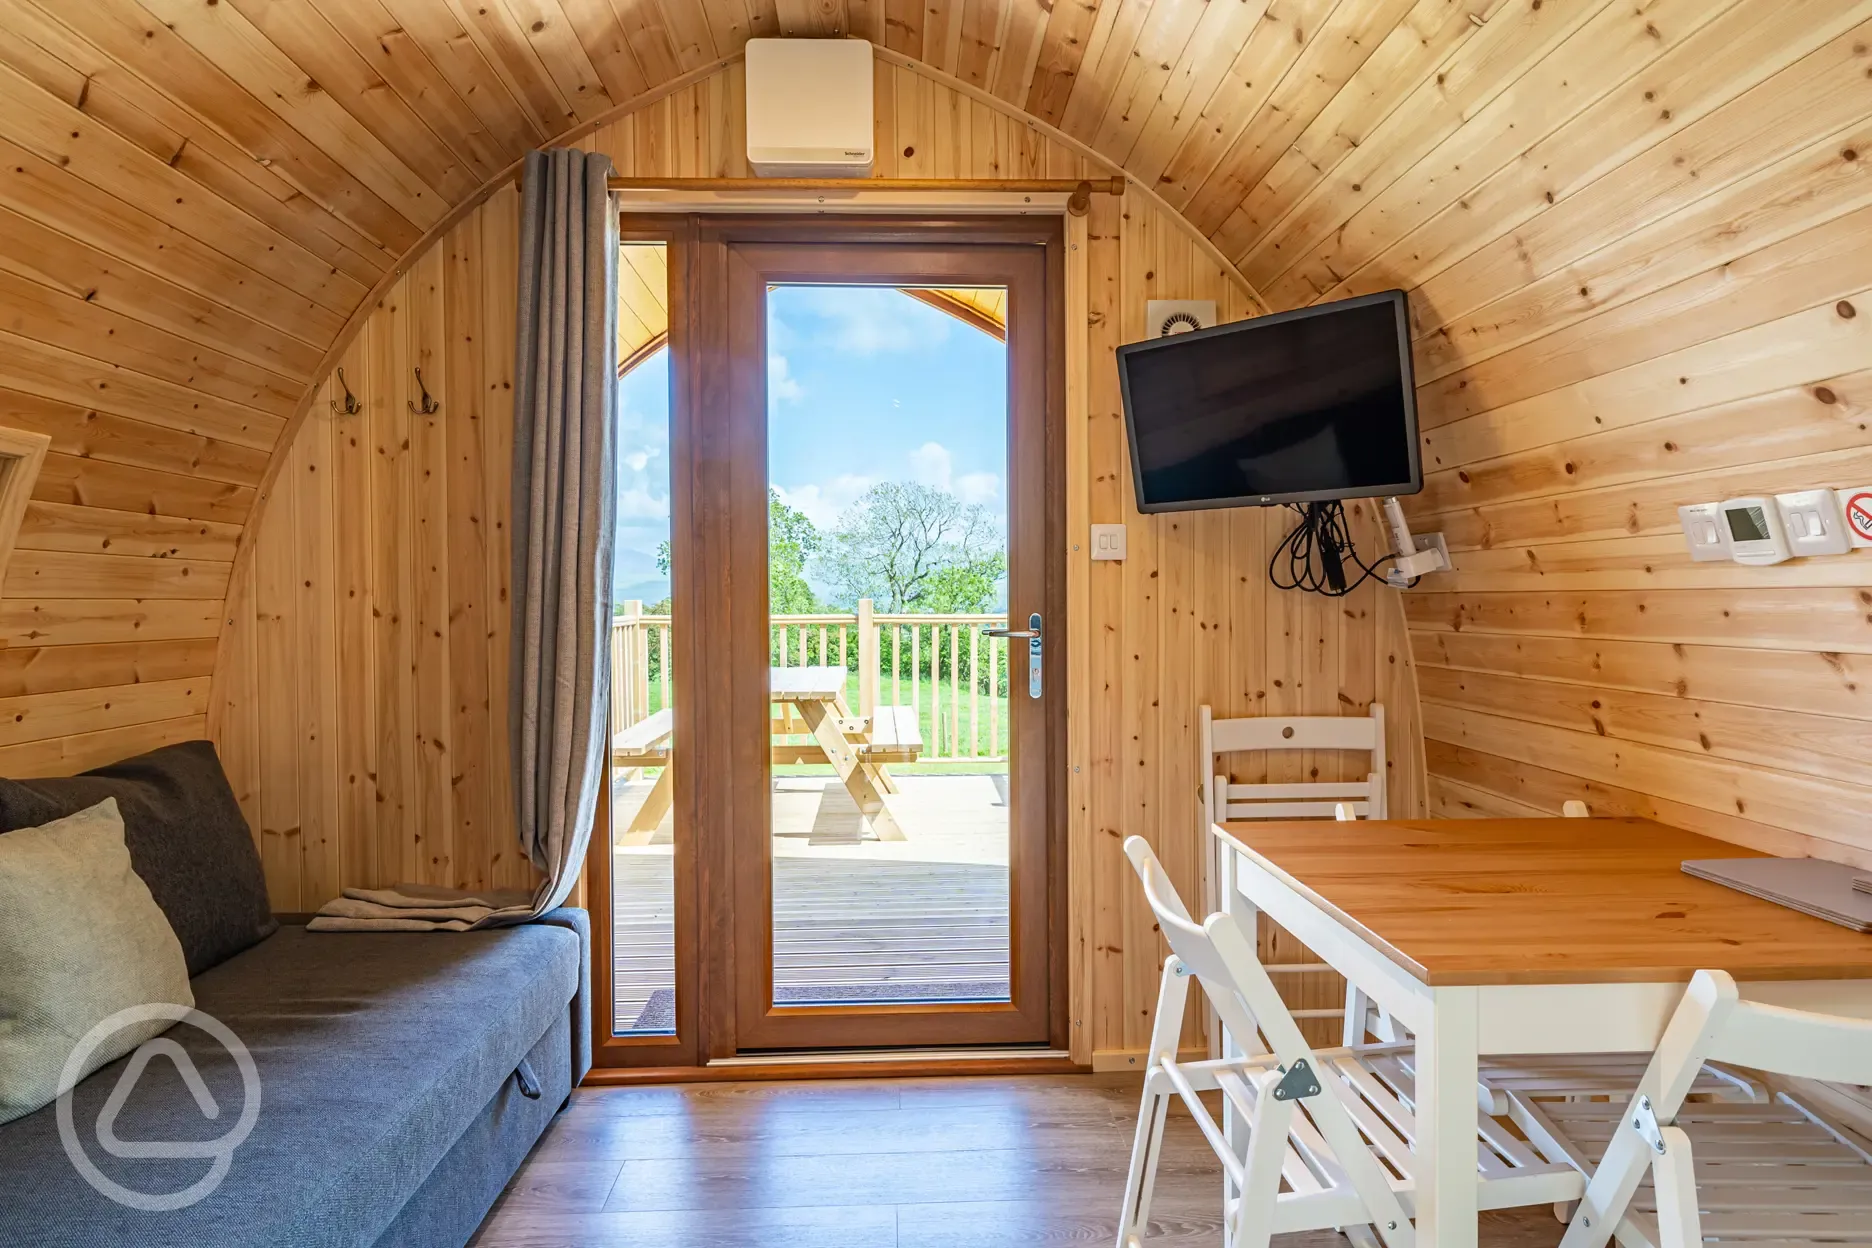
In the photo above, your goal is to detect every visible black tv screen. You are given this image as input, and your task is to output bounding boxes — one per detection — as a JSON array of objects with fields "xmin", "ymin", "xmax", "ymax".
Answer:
[{"xmin": 1118, "ymin": 289, "xmax": 1421, "ymax": 511}]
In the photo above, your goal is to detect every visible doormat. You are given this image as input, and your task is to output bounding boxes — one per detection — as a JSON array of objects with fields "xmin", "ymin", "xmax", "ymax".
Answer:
[{"xmin": 630, "ymin": 981, "xmax": 1012, "ymax": 1032}]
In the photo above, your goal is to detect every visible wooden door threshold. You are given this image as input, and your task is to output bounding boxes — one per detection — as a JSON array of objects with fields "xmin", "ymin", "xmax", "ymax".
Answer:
[{"xmin": 582, "ymin": 1048, "xmax": 1082, "ymax": 1085}]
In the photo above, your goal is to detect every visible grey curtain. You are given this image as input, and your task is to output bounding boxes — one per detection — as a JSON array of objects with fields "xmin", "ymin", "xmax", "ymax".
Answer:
[{"xmin": 511, "ymin": 147, "xmax": 619, "ymax": 915}]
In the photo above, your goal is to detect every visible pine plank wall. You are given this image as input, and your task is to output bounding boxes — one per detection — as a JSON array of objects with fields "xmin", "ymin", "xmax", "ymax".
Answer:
[
  {"xmin": 1379, "ymin": 4, "xmax": 1872, "ymax": 868},
  {"xmin": 0, "ymin": 1, "xmax": 1864, "ymax": 1062},
  {"xmin": 213, "ymin": 60, "xmax": 1427, "ymax": 1063}
]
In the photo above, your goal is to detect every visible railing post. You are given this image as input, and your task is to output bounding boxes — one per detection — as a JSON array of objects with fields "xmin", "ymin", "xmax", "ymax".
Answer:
[
  {"xmin": 620, "ymin": 599, "xmax": 646, "ymax": 724},
  {"xmin": 610, "ymin": 613, "xmax": 628, "ymax": 737},
  {"xmin": 857, "ymin": 598, "xmax": 877, "ymax": 718},
  {"xmin": 613, "ymin": 601, "xmax": 641, "ymax": 777}
]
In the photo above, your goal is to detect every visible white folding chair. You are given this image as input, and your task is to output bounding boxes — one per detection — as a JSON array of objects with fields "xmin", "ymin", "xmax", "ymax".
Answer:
[
  {"xmin": 1510, "ymin": 970, "xmax": 1872, "ymax": 1248},
  {"xmin": 1118, "ymin": 836, "xmax": 1583, "ymax": 1248},
  {"xmin": 1200, "ymin": 705, "xmax": 1387, "ymax": 831},
  {"xmin": 1200, "ymin": 706, "xmax": 1388, "ymax": 1049}
]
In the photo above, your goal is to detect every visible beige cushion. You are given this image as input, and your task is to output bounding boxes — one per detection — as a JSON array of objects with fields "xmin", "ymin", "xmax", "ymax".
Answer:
[{"xmin": 0, "ymin": 797, "xmax": 194, "ymax": 1125}]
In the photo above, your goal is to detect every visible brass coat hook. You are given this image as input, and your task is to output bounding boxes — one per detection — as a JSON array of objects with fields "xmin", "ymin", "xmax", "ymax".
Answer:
[
  {"xmin": 331, "ymin": 366, "xmax": 361, "ymax": 416},
  {"xmin": 409, "ymin": 367, "xmax": 439, "ymax": 416}
]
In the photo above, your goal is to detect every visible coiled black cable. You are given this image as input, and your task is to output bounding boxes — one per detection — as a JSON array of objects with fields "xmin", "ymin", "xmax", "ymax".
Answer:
[{"xmin": 1267, "ymin": 500, "xmax": 1405, "ymax": 597}]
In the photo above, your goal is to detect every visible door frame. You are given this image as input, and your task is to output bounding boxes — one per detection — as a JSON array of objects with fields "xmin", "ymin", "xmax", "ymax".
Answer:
[{"xmin": 587, "ymin": 215, "xmax": 1069, "ymax": 1073}]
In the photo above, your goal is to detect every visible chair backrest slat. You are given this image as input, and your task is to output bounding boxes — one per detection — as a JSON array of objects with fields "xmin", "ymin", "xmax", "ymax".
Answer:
[
  {"xmin": 1210, "ymin": 716, "xmax": 1378, "ymax": 753},
  {"xmin": 1713, "ymin": 994, "xmax": 1872, "ymax": 1087}
]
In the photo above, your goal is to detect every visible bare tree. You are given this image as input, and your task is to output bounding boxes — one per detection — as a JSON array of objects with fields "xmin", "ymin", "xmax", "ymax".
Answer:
[{"xmin": 821, "ymin": 482, "xmax": 1003, "ymax": 612}]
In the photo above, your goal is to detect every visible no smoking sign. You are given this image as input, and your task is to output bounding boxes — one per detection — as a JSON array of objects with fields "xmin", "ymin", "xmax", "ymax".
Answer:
[{"xmin": 1843, "ymin": 488, "xmax": 1872, "ymax": 548}]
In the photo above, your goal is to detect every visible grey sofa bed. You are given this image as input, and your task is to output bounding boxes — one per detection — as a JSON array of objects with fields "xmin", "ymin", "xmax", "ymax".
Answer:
[{"xmin": 0, "ymin": 909, "xmax": 590, "ymax": 1248}]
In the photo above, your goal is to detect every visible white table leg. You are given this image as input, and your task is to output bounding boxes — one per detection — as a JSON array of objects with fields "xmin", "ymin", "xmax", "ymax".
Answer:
[{"xmin": 1415, "ymin": 986, "xmax": 1480, "ymax": 1248}]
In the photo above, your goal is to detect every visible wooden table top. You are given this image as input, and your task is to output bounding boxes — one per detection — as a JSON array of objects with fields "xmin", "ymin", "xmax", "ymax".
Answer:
[
  {"xmin": 768, "ymin": 666, "xmax": 845, "ymax": 701},
  {"xmin": 1217, "ymin": 817, "xmax": 1872, "ymax": 987}
]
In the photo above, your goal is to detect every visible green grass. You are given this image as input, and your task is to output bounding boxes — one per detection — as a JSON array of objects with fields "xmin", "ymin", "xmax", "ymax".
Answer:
[{"xmin": 642, "ymin": 669, "xmax": 1011, "ymax": 775}]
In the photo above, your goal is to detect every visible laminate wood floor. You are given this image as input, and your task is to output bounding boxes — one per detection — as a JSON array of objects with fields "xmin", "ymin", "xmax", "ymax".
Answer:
[{"xmin": 469, "ymin": 1073, "xmax": 1566, "ymax": 1247}]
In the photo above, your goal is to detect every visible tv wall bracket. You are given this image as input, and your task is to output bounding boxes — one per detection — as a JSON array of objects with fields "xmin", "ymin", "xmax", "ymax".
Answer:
[{"xmin": 1382, "ymin": 497, "xmax": 1451, "ymax": 587}]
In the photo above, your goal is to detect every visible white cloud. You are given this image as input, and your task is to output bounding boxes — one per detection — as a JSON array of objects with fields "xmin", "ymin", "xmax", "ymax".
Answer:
[
  {"xmin": 909, "ymin": 441, "xmax": 953, "ymax": 492},
  {"xmin": 775, "ymin": 475, "xmax": 872, "ymax": 529},
  {"xmin": 768, "ymin": 354, "xmax": 805, "ymax": 404},
  {"xmin": 617, "ymin": 486, "xmax": 670, "ymax": 520},
  {"xmin": 785, "ymin": 287, "xmax": 948, "ymax": 355},
  {"xmin": 622, "ymin": 449, "xmax": 651, "ymax": 472},
  {"xmin": 955, "ymin": 472, "xmax": 1001, "ymax": 506}
]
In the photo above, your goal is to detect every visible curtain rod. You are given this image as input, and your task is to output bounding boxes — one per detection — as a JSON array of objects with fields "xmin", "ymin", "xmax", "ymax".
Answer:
[{"xmin": 518, "ymin": 173, "xmax": 1126, "ymax": 215}]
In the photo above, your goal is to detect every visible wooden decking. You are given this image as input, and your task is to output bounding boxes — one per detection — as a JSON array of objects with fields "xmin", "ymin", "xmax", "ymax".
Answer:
[{"xmin": 612, "ymin": 772, "xmax": 1011, "ymax": 1034}]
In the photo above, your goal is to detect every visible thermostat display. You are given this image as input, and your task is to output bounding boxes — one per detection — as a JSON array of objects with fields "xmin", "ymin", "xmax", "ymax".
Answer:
[
  {"xmin": 1726, "ymin": 506, "xmax": 1770, "ymax": 543},
  {"xmin": 1719, "ymin": 497, "xmax": 1791, "ymax": 565}
]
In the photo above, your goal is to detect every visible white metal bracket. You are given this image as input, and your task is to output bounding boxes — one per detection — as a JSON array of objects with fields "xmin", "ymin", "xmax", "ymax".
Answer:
[
  {"xmin": 1381, "ymin": 496, "xmax": 1450, "ymax": 587},
  {"xmin": 1631, "ymin": 1095, "xmax": 1668, "ymax": 1156}
]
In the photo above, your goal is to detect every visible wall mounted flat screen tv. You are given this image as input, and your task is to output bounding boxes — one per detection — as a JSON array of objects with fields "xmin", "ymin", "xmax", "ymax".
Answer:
[{"xmin": 1117, "ymin": 289, "xmax": 1421, "ymax": 512}]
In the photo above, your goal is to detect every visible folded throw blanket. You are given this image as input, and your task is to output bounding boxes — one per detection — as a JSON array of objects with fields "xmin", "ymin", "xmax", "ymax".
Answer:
[{"xmin": 307, "ymin": 884, "xmax": 538, "ymax": 932}]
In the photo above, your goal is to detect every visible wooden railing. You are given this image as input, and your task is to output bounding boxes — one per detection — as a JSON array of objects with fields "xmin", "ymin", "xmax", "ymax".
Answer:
[{"xmin": 610, "ymin": 600, "xmax": 1011, "ymax": 762}]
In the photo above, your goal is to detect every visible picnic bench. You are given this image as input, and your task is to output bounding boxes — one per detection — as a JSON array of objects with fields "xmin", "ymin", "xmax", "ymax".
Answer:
[{"xmin": 613, "ymin": 668, "xmax": 922, "ymax": 844}]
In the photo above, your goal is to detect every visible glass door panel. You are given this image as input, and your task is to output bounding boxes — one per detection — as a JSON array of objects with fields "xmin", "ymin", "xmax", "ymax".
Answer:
[
  {"xmin": 608, "ymin": 241, "xmax": 678, "ymax": 1040},
  {"xmin": 764, "ymin": 284, "xmax": 1013, "ymax": 1010},
  {"xmin": 719, "ymin": 230, "xmax": 1060, "ymax": 1053}
]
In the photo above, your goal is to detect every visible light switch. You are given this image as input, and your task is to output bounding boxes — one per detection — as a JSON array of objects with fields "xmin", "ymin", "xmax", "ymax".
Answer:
[
  {"xmin": 1090, "ymin": 523, "xmax": 1126, "ymax": 561},
  {"xmin": 1677, "ymin": 503, "xmax": 1730, "ymax": 563},
  {"xmin": 1776, "ymin": 490, "xmax": 1851, "ymax": 557}
]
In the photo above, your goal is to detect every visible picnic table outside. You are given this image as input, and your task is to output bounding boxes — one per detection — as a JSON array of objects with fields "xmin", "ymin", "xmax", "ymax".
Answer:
[{"xmin": 612, "ymin": 665, "xmax": 923, "ymax": 844}]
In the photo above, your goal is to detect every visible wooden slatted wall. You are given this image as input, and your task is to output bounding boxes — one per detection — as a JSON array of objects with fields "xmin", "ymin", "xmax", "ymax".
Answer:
[
  {"xmin": 215, "ymin": 60, "xmax": 1425, "ymax": 1062},
  {"xmin": 9, "ymin": 0, "xmax": 1854, "ymax": 1058},
  {"xmin": 1302, "ymin": 4, "xmax": 1872, "ymax": 868}
]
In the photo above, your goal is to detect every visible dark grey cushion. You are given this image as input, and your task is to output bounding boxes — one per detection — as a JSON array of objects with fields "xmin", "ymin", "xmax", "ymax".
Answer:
[
  {"xmin": 0, "ymin": 917, "xmax": 581, "ymax": 1248},
  {"xmin": 0, "ymin": 740, "xmax": 275, "ymax": 976}
]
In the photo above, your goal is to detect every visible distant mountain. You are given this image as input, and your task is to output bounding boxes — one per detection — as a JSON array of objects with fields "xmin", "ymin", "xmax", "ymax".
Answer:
[{"xmin": 613, "ymin": 578, "xmax": 669, "ymax": 608}]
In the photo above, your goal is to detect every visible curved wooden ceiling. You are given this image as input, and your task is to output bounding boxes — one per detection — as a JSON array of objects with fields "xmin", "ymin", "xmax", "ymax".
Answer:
[
  {"xmin": 1, "ymin": 0, "xmax": 1823, "ymax": 489},
  {"xmin": 2, "ymin": 0, "xmax": 1869, "ymax": 851}
]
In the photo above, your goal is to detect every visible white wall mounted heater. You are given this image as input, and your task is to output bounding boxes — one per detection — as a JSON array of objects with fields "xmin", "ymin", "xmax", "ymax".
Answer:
[{"xmin": 745, "ymin": 39, "xmax": 875, "ymax": 177}]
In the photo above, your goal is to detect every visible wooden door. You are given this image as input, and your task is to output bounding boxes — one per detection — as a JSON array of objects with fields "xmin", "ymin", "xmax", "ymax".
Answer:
[
  {"xmin": 707, "ymin": 219, "xmax": 1065, "ymax": 1052},
  {"xmin": 590, "ymin": 217, "xmax": 1066, "ymax": 1069}
]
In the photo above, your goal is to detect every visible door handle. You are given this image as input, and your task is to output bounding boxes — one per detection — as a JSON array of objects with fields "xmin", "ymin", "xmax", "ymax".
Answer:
[{"xmin": 982, "ymin": 614, "xmax": 1042, "ymax": 698}]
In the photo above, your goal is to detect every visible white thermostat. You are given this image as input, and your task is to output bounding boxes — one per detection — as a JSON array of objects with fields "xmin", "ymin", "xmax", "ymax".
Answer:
[
  {"xmin": 1720, "ymin": 497, "xmax": 1791, "ymax": 565},
  {"xmin": 1677, "ymin": 503, "xmax": 1731, "ymax": 562}
]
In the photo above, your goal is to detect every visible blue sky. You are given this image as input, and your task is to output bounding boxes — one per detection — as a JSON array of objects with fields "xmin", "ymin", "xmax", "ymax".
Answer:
[{"xmin": 613, "ymin": 286, "xmax": 1008, "ymax": 604}]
